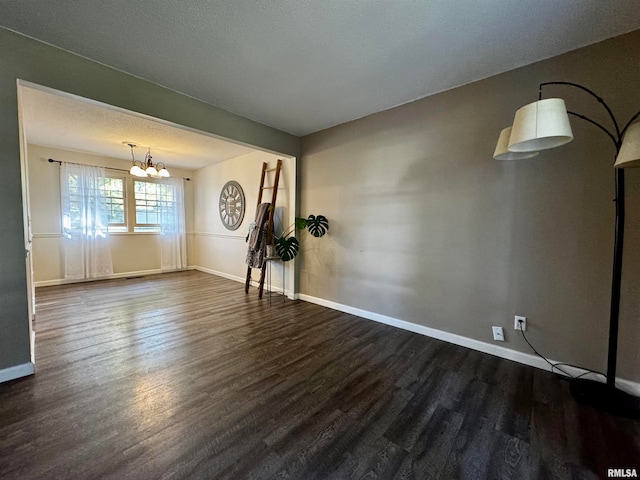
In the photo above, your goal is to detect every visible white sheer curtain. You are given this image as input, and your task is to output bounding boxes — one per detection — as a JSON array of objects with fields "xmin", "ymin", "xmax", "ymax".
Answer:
[
  {"xmin": 159, "ymin": 177, "xmax": 187, "ymax": 270},
  {"xmin": 60, "ymin": 163, "xmax": 113, "ymax": 279}
]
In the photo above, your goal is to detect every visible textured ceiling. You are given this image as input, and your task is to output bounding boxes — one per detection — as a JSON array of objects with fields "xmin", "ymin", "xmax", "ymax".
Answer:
[
  {"xmin": 3, "ymin": 1, "xmax": 640, "ymax": 136},
  {"xmin": 19, "ymin": 84, "xmax": 255, "ymax": 170}
]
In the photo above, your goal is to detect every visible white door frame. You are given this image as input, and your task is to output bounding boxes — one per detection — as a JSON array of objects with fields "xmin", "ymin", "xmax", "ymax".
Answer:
[{"xmin": 17, "ymin": 80, "xmax": 36, "ymax": 365}]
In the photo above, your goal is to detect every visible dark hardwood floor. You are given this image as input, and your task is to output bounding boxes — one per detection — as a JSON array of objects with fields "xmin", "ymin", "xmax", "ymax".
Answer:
[{"xmin": 0, "ymin": 270, "xmax": 638, "ymax": 479}]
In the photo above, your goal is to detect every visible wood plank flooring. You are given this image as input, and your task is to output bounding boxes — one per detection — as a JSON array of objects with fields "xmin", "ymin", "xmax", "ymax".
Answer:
[{"xmin": 0, "ymin": 270, "xmax": 638, "ymax": 479}]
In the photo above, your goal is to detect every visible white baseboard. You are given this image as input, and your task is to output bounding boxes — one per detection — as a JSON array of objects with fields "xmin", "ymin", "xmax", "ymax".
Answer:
[
  {"xmin": 0, "ymin": 362, "xmax": 35, "ymax": 383},
  {"xmin": 298, "ymin": 294, "xmax": 640, "ymax": 396},
  {"xmin": 191, "ymin": 265, "xmax": 249, "ymax": 285},
  {"xmin": 35, "ymin": 269, "xmax": 165, "ymax": 287},
  {"xmin": 192, "ymin": 265, "xmax": 296, "ymax": 299}
]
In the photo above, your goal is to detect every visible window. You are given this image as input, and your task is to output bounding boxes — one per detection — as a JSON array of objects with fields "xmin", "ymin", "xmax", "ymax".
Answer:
[
  {"xmin": 63, "ymin": 167, "xmax": 180, "ymax": 234},
  {"xmin": 133, "ymin": 179, "xmax": 177, "ymax": 232},
  {"xmin": 101, "ymin": 177, "xmax": 126, "ymax": 232},
  {"xmin": 64, "ymin": 173, "xmax": 125, "ymax": 233},
  {"xmin": 64, "ymin": 173, "xmax": 82, "ymax": 233}
]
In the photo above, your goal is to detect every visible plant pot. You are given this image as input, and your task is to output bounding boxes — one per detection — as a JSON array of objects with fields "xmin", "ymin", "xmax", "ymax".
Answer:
[{"xmin": 266, "ymin": 244, "xmax": 276, "ymax": 258}]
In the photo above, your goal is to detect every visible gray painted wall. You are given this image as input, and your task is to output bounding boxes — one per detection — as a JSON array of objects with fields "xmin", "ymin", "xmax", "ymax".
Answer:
[
  {"xmin": 300, "ymin": 31, "xmax": 640, "ymax": 382},
  {"xmin": 0, "ymin": 28, "xmax": 299, "ymax": 372}
]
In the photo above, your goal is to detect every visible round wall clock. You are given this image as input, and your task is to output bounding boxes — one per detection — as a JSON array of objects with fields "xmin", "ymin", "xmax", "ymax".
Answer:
[{"xmin": 219, "ymin": 181, "xmax": 246, "ymax": 231}]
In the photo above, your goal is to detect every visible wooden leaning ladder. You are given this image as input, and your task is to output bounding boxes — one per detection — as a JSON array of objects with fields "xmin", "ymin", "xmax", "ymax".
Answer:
[{"xmin": 245, "ymin": 159, "xmax": 282, "ymax": 299}]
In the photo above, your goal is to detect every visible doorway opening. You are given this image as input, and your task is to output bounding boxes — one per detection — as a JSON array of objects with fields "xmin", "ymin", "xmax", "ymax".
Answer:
[{"xmin": 17, "ymin": 80, "xmax": 298, "ymax": 369}]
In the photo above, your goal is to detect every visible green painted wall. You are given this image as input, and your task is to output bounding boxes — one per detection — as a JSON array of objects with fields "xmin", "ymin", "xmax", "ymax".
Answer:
[{"xmin": 0, "ymin": 27, "xmax": 299, "ymax": 372}]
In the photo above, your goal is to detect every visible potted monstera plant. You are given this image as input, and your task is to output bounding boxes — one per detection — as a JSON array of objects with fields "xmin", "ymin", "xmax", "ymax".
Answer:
[{"xmin": 274, "ymin": 214, "xmax": 329, "ymax": 261}]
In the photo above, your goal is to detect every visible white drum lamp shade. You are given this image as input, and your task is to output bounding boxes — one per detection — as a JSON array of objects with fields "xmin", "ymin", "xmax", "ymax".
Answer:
[
  {"xmin": 614, "ymin": 122, "xmax": 640, "ymax": 168},
  {"xmin": 493, "ymin": 127, "xmax": 540, "ymax": 160},
  {"xmin": 508, "ymin": 98, "xmax": 574, "ymax": 152}
]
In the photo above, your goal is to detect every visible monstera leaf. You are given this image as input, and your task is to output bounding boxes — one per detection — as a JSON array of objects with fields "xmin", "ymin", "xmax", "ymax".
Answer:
[
  {"xmin": 306, "ymin": 215, "xmax": 329, "ymax": 237},
  {"xmin": 275, "ymin": 236, "xmax": 300, "ymax": 262},
  {"xmin": 272, "ymin": 214, "xmax": 328, "ymax": 262}
]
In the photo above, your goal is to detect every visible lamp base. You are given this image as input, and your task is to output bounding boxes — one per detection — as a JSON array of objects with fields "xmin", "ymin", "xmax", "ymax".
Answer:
[{"xmin": 570, "ymin": 378, "xmax": 640, "ymax": 419}]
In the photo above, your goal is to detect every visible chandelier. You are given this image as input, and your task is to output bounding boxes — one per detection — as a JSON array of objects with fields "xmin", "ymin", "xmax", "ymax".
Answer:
[{"xmin": 125, "ymin": 142, "xmax": 170, "ymax": 178}]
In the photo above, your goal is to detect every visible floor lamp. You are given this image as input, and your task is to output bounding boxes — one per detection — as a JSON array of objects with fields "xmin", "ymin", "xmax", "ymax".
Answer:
[{"xmin": 493, "ymin": 81, "xmax": 640, "ymax": 418}]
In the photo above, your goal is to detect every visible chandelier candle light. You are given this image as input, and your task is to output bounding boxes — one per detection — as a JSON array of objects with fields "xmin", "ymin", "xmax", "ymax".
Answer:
[
  {"xmin": 493, "ymin": 81, "xmax": 640, "ymax": 418},
  {"xmin": 125, "ymin": 142, "xmax": 170, "ymax": 178}
]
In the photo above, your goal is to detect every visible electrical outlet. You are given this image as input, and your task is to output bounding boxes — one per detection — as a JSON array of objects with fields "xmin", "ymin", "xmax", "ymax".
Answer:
[
  {"xmin": 515, "ymin": 315, "xmax": 527, "ymax": 331},
  {"xmin": 492, "ymin": 326, "xmax": 505, "ymax": 341}
]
